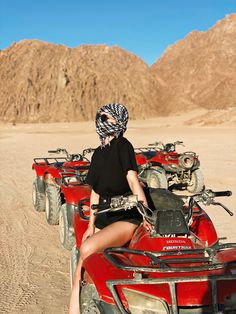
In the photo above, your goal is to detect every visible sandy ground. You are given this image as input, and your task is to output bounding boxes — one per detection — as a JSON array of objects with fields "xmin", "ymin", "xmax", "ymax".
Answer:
[{"xmin": 0, "ymin": 111, "xmax": 236, "ymax": 314}]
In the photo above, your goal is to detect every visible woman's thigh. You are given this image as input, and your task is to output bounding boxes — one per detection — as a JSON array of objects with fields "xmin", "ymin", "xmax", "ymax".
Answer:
[{"xmin": 81, "ymin": 221, "xmax": 137, "ymax": 259}]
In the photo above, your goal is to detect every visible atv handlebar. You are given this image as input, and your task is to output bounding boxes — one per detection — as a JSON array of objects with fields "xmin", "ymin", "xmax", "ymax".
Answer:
[
  {"xmin": 48, "ymin": 148, "xmax": 85, "ymax": 162},
  {"xmin": 213, "ymin": 191, "xmax": 232, "ymax": 197},
  {"xmin": 192, "ymin": 189, "xmax": 233, "ymax": 216},
  {"xmin": 91, "ymin": 189, "xmax": 233, "ymax": 222}
]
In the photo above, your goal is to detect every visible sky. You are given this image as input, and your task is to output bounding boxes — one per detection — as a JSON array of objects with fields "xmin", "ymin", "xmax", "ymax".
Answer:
[{"xmin": 0, "ymin": 0, "xmax": 235, "ymax": 65}]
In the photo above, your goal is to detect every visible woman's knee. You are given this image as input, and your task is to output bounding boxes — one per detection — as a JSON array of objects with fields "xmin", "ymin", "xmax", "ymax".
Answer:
[{"xmin": 80, "ymin": 241, "xmax": 96, "ymax": 261}]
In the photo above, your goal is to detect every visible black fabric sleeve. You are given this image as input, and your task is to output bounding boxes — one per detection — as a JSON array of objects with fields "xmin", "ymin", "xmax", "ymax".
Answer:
[
  {"xmin": 85, "ymin": 151, "xmax": 97, "ymax": 187},
  {"xmin": 118, "ymin": 138, "xmax": 138, "ymax": 173}
]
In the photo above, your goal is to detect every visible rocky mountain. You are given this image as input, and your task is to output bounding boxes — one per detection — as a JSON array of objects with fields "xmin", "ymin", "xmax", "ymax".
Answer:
[
  {"xmin": 0, "ymin": 14, "xmax": 236, "ymax": 123},
  {"xmin": 151, "ymin": 14, "xmax": 236, "ymax": 114},
  {"xmin": 0, "ymin": 41, "xmax": 162, "ymax": 122}
]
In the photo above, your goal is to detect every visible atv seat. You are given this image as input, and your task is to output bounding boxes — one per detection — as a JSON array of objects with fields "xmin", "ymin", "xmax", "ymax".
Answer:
[
  {"xmin": 142, "ymin": 151, "xmax": 157, "ymax": 160},
  {"xmin": 54, "ymin": 162, "xmax": 65, "ymax": 168},
  {"xmin": 145, "ymin": 188, "xmax": 189, "ymax": 235}
]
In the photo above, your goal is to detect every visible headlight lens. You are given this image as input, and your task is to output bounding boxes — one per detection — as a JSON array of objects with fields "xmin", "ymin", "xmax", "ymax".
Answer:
[{"xmin": 122, "ymin": 288, "xmax": 169, "ymax": 314}]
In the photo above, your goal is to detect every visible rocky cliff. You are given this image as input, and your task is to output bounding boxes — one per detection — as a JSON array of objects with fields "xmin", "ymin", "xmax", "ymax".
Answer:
[{"xmin": 0, "ymin": 14, "xmax": 235, "ymax": 123}]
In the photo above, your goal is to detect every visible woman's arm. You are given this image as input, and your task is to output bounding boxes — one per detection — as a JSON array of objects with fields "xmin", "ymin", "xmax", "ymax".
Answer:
[
  {"xmin": 89, "ymin": 189, "xmax": 99, "ymax": 227},
  {"xmin": 126, "ymin": 170, "xmax": 147, "ymax": 206},
  {"xmin": 82, "ymin": 189, "xmax": 99, "ymax": 242},
  {"xmin": 127, "ymin": 170, "xmax": 153, "ymax": 231}
]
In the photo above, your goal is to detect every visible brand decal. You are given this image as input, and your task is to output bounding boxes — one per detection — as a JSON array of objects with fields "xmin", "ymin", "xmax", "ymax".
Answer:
[{"xmin": 163, "ymin": 246, "xmax": 192, "ymax": 251}]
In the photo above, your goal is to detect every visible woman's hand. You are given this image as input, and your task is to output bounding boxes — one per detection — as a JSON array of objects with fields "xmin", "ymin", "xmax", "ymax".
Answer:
[
  {"xmin": 143, "ymin": 219, "xmax": 154, "ymax": 232},
  {"xmin": 82, "ymin": 224, "xmax": 95, "ymax": 242}
]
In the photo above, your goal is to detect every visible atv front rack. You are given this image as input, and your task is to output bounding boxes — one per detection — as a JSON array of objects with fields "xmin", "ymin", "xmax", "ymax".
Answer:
[
  {"xmin": 104, "ymin": 244, "xmax": 236, "ymax": 314},
  {"xmin": 33, "ymin": 157, "xmax": 67, "ymax": 165},
  {"xmin": 135, "ymin": 147, "xmax": 159, "ymax": 153},
  {"xmin": 104, "ymin": 244, "xmax": 236, "ymax": 273}
]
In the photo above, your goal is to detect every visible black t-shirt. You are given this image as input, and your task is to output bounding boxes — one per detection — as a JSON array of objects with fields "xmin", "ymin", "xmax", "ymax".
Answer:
[{"xmin": 86, "ymin": 137, "xmax": 138, "ymax": 197}]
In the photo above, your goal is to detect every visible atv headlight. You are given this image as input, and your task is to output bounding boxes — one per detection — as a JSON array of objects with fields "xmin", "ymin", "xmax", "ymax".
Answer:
[{"xmin": 122, "ymin": 288, "xmax": 169, "ymax": 314}]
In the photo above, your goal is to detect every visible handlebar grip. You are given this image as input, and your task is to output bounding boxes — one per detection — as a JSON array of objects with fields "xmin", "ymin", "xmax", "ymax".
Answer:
[
  {"xmin": 91, "ymin": 204, "xmax": 100, "ymax": 210},
  {"xmin": 214, "ymin": 191, "xmax": 232, "ymax": 197},
  {"xmin": 48, "ymin": 150, "xmax": 58, "ymax": 153}
]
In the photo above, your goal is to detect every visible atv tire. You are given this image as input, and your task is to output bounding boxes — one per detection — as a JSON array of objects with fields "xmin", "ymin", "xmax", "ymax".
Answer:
[
  {"xmin": 80, "ymin": 284, "xmax": 100, "ymax": 314},
  {"xmin": 32, "ymin": 178, "xmax": 46, "ymax": 212},
  {"xmin": 45, "ymin": 184, "xmax": 61, "ymax": 225},
  {"xmin": 70, "ymin": 245, "xmax": 80, "ymax": 288},
  {"xmin": 147, "ymin": 170, "xmax": 168, "ymax": 189},
  {"xmin": 187, "ymin": 168, "xmax": 204, "ymax": 193},
  {"xmin": 59, "ymin": 204, "xmax": 75, "ymax": 250}
]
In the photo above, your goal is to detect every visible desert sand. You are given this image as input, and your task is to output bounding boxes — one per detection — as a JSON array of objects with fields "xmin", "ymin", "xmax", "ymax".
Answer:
[{"xmin": 0, "ymin": 111, "xmax": 236, "ymax": 314}]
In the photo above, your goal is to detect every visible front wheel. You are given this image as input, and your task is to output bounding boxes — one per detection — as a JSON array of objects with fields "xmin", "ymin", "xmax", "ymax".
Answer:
[
  {"xmin": 80, "ymin": 284, "xmax": 100, "ymax": 314},
  {"xmin": 59, "ymin": 204, "xmax": 75, "ymax": 250},
  {"xmin": 70, "ymin": 245, "xmax": 80, "ymax": 288},
  {"xmin": 147, "ymin": 170, "xmax": 168, "ymax": 189},
  {"xmin": 45, "ymin": 184, "xmax": 61, "ymax": 225},
  {"xmin": 187, "ymin": 169, "xmax": 204, "ymax": 193}
]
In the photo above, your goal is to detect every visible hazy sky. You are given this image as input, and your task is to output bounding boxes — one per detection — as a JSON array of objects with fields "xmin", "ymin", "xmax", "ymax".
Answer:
[{"xmin": 0, "ymin": 0, "xmax": 235, "ymax": 65}]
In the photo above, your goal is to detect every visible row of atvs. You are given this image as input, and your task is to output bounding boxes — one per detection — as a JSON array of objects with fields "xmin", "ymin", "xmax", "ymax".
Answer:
[{"xmin": 32, "ymin": 142, "xmax": 236, "ymax": 313}]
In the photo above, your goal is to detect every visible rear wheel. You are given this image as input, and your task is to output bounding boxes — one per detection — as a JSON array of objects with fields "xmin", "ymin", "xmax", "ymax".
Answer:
[
  {"xmin": 147, "ymin": 170, "xmax": 168, "ymax": 189},
  {"xmin": 59, "ymin": 204, "xmax": 75, "ymax": 250},
  {"xmin": 187, "ymin": 169, "xmax": 204, "ymax": 193},
  {"xmin": 45, "ymin": 184, "xmax": 61, "ymax": 225},
  {"xmin": 32, "ymin": 178, "xmax": 46, "ymax": 212}
]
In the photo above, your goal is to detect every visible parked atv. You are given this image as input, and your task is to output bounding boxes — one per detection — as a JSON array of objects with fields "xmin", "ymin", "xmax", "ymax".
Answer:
[
  {"xmin": 71, "ymin": 188, "xmax": 236, "ymax": 313},
  {"xmin": 32, "ymin": 148, "xmax": 92, "ymax": 225},
  {"xmin": 136, "ymin": 141, "xmax": 204, "ymax": 193},
  {"xmin": 59, "ymin": 171, "xmax": 91, "ymax": 250}
]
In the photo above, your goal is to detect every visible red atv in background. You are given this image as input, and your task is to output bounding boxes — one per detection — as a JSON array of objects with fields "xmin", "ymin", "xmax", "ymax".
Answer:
[
  {"xmin": 136, "ymin": 141, "xmax": 204, "ymax": 193},
  {"xmin": 59, "ymin": 171, "xmax": 91, "ymax": 250},
  {"xmin": 71, "ymin": 188, "xmax": 236, "ymax": 314},
  {"xmin": 32, "ymin": 148, "xmax": 92, "ymax": 225}
]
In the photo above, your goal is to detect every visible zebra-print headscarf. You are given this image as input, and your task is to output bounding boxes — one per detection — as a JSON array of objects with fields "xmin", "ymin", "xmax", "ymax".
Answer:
[{"xmin": 95, "ymin": 103, "xmax": 129, "ymax": 146}]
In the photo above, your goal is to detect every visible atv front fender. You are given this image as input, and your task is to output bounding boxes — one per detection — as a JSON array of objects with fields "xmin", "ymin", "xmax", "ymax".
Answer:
[{"xmin": 83, "ymin": 252, "xmax": 133, "ymax": 304}]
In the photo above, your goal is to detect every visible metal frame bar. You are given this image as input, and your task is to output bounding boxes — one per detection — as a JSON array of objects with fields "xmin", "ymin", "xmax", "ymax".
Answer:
[
  {"xmin": 33, "ymin": 157, "xmax": 67, "ymax": 165},
  {"xmin": 106, "ymin": 274, "xmax": 236, "ymax": 314},
  {"xmin": 104, "ymin": 244, "xmax": 236, "ymax": 273}
]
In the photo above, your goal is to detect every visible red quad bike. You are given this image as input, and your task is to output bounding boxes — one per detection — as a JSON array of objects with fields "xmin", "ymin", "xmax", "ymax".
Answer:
[
  {"xmin": 32, "ymin": 148, "xmax": 92, "ymax": 226},
  {"xmin": 71, "ymin": 188, "xmax": 236, "ymax": 314},
  {"xmin": 59, "ymin": 171, "xmax": 91, "ymax": 250},
  {"xmin": 135, "ymin": 141, "xmax": 204, "ymax": 193}
]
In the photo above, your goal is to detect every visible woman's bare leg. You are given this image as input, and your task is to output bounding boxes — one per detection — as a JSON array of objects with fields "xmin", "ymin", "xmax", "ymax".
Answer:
[{"xmin": 69, "ymin": 221, "xmax": 137, "ymax": 314}]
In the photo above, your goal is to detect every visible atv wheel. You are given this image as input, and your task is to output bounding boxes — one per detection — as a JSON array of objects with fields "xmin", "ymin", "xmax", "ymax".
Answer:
[
  {"xmin": 80, "ymin": 284, "xmax": 100, "ymax": 314},
  {"xmin": 45, "ymin": 184, "xmax": 61, "ymax": 225},
  {"xmin": 59, "ymin": 204, "xmax": 75, "ymax": 250},
  {"xmin": 179, "ymin": 153, "xmax": 194, "ymax": 169},
  {"xmin": 187, "ymin": 169, "xmax": 204, "ymax": 193},
  {"xmin": 147, "ymin": 170, "xmax": 168, "ymax": 189},
  {"xmin": 70, "ymin": 245, "xmax": 80, "ymax": 288},
  {"xmin": 32, "ymin": 178, "xmax": 46, "ymax": 212}
]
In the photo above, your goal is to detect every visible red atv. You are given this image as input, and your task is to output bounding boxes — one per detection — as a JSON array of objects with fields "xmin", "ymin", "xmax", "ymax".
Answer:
[
  {"xmin": 136, "ymin": 141, "xmax": 204, "ymax": 193},
  {"xmin": 71, "ymin": 188, "xmax": 236, "ymax": 313},
  {"xmin": 32, "ymin": 148, "xmax": 92, "ymax": 225},
  {"xmin": 59, "ymin": 171, "xmax": 91, "ymax": 251}
]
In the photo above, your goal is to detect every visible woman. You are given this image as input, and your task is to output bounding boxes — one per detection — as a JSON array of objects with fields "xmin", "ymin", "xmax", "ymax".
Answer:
[{"xmin": 69, "ymin": 103, "xmax": 151, "ymax": 314}]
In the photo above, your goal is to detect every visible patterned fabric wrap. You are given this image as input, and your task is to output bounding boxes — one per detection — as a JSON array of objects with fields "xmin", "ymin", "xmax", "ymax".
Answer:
[{"xmin": 95, "ymin": 103, "xmax": 129, "ymax": 146}]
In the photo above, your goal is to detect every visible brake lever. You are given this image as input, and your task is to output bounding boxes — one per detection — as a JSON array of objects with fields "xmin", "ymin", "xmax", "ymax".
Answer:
[{"xmin": 212, "ymin": 201, "xmax": 234, "ymax": 216}]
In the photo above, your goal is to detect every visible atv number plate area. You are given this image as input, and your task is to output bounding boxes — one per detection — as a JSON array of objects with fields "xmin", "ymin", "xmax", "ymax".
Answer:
[{"xmin": 155, "ymin": 210, "xmax": 189, "ymax": 235}]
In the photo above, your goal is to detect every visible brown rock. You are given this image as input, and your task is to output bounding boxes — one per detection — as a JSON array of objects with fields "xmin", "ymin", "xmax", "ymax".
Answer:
[
  {"xmin": 0, "ymin": 41, "xmax": 162, "ymax": 122},
  {"xmin": 151, "ymin": 14, "xmax": 236, "ymax": 113}
]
